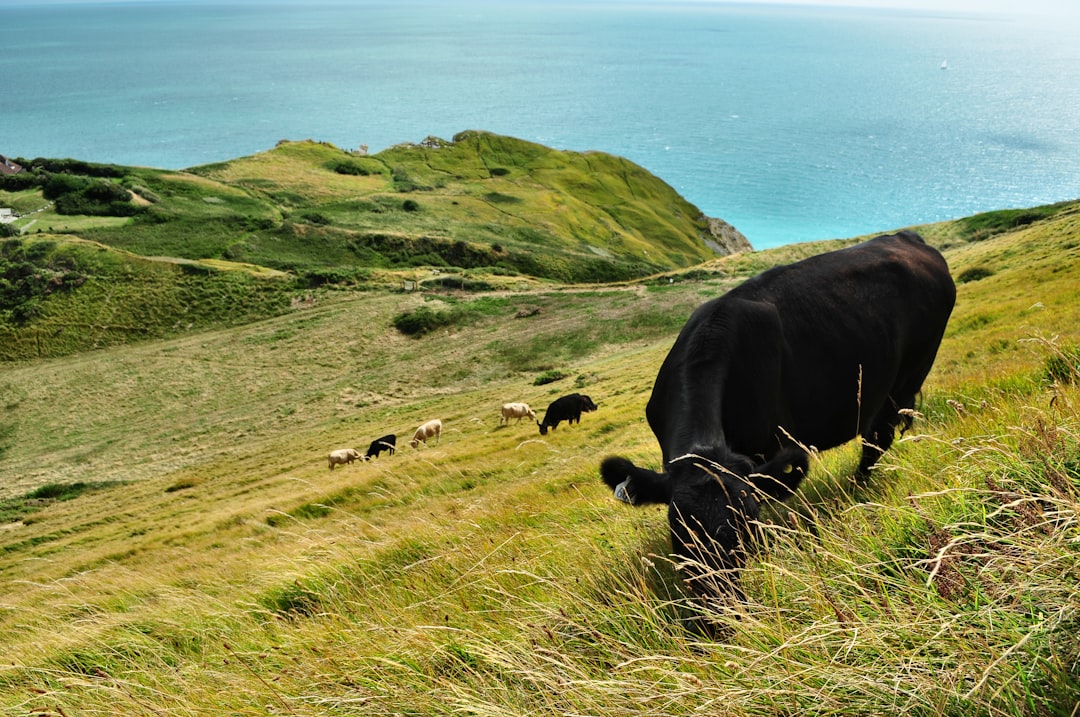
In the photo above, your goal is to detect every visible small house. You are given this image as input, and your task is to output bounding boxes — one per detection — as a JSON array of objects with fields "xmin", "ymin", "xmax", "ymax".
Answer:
[{"xmin": 0, "ymin": 155, "xmax": 24, "ymax": 176}]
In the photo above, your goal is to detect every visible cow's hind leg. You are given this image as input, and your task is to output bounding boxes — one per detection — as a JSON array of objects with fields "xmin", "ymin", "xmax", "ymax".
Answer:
[{"xmin": 857, "ymin": 394, "xmax": 917, "ymax": 478}]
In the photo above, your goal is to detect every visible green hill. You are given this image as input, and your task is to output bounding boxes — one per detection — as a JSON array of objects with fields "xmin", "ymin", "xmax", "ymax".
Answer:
[
  {"xmin": 0, "ymin": 187, "xmax": 1078, "ymax": 715},
  {"xmin": 1, "ymin": 131, "xmax": 747, "ymax": 360},
  {"xmin": 2, "ymin": 131, "xmax": 728, "ymax": 280}
]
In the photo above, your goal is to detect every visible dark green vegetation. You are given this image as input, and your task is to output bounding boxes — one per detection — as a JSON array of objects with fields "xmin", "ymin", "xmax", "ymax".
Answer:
[{"xmin": 0, "ymin": 482, "xmax": 111, "ymax": 526}]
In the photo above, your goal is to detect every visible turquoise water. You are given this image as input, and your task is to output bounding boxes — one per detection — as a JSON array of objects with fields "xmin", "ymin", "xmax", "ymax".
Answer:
[{"xmin": 2, "ymin": 1, "xmax": 1079, "ymax": 248}]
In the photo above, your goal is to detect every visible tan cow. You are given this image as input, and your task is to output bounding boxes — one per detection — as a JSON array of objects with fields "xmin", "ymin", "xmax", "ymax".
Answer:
[
  {"xmin": 327, "ymin": 448, "xmax": 361, "ymax": 469},
  {"xmin": 500, "ymin": 402, "xmax": 536, "ymax": 426},
  {"xmin": 409, "ymin": 418, "xmax": 442, "ymax": 449}
]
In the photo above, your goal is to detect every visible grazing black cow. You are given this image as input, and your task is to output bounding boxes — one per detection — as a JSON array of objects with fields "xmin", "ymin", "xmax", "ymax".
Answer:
[
  {"xmin": 600, "ymin": 231, "xmax": 955, "ymax": 608},
  {"xmin": 364, "ymin": 434, "xmax": 396, "ymax": 460},
  {"xmin": 538, "ymin": 393, "xmax": 598, "ymax": 435}
]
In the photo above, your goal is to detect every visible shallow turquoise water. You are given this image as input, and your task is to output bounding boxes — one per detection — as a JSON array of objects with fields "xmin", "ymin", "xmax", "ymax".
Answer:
[{"xmin": 2, "ymin": 1, "xmax": 1078, "ymax": 248}]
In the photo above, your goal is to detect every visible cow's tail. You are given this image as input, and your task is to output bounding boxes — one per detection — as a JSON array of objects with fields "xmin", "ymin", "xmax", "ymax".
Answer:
[{"xmin": 600, "ymin": 456, "xmax": 672, "ymax": 506}]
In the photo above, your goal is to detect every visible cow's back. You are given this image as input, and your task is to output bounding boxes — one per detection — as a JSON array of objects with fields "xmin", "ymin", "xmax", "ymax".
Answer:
[{"xmin": 647, "ymin": 231, "xmax": 954, "ymax": 462}]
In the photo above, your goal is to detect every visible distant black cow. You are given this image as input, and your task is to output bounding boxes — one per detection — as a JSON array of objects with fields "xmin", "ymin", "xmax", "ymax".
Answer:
[
  {"xmin": 538, "ymin": 393, "xmax": 598, "ymax": 435},
  {"xmin": 600, "ymin": 231, "xmax": 955, "ymax": 609},
  {"xmin": 364, "ymin": 434, "xmax": 396, "ymax": 460}
]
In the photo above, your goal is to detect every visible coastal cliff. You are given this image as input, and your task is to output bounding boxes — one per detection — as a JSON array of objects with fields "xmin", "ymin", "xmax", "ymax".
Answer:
[{"xmin": 704, "ymin": 216, "xmax": 753, "ymax": 254}]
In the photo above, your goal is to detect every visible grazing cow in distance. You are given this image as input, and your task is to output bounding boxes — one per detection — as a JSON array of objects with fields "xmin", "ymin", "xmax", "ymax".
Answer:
[
  {"xmin": 327, "ymin": 448, "xmax": 361, "ymax": 470},
  {"xmin": 500, "ymin": 402, "xmax": 536, "ymax": 426},
  {"xmin": 538, "ymin": 393, "xmax": 598, "ymax": 435},
  {"xmin": 599, "ymin": 231, "xmax": 956, "ymax": 615},
  {"xmin": 410, "ymin": 419, "xmax": 442, "ymax": 449},
  {"xmin": 365, "ymin": 434, "xmax": 396, "ymax": 460}
]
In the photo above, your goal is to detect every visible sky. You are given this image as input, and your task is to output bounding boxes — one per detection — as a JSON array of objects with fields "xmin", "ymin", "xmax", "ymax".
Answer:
[
  {"xmin": 1, "ymin": 0, "xmax": 1077, "ymax": 21},
  {"xmin": 0, "ymin": 0, "xmax": 1076, "ymax": 10}
]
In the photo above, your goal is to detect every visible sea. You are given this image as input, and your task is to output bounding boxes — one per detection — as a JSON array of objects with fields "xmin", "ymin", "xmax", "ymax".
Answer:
[{"xmin": 2, "ymin": 0, "xmax": 1079, "ymax": 249}]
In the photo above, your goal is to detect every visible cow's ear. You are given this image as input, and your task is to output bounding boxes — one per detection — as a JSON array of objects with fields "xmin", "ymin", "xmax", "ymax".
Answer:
[
  {"xmin": 749, "ymin": 448, "xmax": 809, "ymax": 500},
  {"xmin": 600, "ymin": 456, "xmax": 671, "ymax": 506}
]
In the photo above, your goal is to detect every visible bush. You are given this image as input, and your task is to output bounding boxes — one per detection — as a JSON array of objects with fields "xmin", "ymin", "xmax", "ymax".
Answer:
[
  {"xmin": 327, "ymin": 159, "xmax": 374, "ymax": 176},
  {"xmin": 402, "ymin": 199, "xmax": 420, "ymax": 212},
  {"xmin": 393, "ymin": 305, "xmax": 453, "ymax": 337},
  {"xmin": 27, "ymin": 158, "xmax": 125, "ymax": 178},
  {"xmin": 43, "ymin": 174, "xmax": 139, "ymax": 217},
  {"xmin": 958, "ymin": 266, "xmax": 994, "ymax": 283},
  {"xmin": 299, "ymin": 212, "xmax": 331, "ymax": 225},
  {"xmin": 300, "ymin": 267, "xmax": 370, "ymax": 288},
  {"xmin": 0, "ymin": 171, "xmax": 43, "ymax": 191},
  {"xmin": 533, "ymin": 369, "xmax": 568, "ymax": 386},
  {"xmin": 483, "ymin": 192, "xmax": 521, "ymax": 205},
  {"xmin": 42, "ymin": 173, "xmax": 90, "ymax": 200},
  {"xmin": 393, "ymin": 297, "xmax": 509, "ymax": 337},
  {"xmin": 29, "ymin": 482, "xmax": 93, "ymax": 501}
]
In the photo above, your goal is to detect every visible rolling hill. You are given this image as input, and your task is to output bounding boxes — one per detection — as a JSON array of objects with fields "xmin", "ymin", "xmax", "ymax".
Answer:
[{"xmin": 1, "ymin": 131, "xmax": 752, "ymax": 361}]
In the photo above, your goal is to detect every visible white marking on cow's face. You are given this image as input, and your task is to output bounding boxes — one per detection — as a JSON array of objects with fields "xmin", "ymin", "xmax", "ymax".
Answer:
[{"xmin": 614, "ymin": 479, "xmax": 635, "ymax": 505}]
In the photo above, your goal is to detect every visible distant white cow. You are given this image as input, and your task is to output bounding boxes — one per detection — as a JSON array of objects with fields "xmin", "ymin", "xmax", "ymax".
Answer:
[
  {"xmin": 328, "ymin": 448, "xmax": 361, "ymax": 470},
  {"xmin": 500, "ymin": 402, "xmax": 536, "ymax": 426},
  {"xmin": 410, "ymin": 419, "xmax": 442, "ymax": 449}
]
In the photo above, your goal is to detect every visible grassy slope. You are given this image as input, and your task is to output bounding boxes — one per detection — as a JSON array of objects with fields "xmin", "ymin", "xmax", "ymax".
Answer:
[
  {"xmin": 1, "ymin": 132, "xmax": 722, "ymax": 360},
  {"xmin": 0, "ymin": 207, "xmax": 1078, "ymax": 715},
  {"xmin": 9, "ymin": 133, "xmax": 716, "ymax": 282}
]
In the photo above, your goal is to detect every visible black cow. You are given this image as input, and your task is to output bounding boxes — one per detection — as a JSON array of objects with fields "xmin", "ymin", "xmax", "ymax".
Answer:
[
  {"xmin": 538, "ymin": 393, "xmax": 598, "ymax": 435},
  {"xmin": 364, "ymin": 433, "xmax": 396, "ymax": 460},
  {"xmin": 600, "ymin": 231, "xmax": 955, "ymax": 608}
]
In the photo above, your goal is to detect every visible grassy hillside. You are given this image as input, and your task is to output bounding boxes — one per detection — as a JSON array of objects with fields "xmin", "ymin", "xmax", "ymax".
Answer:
[
  {"xmin": 0, "ymin": 132, "xmax": 738, "ymax": 361},
  {"xmin": 3, "ymin": 132, "xmax": 720, "ymax": 285},
  {"xmin": 0, "ymin": 199, "xmax": 1077, "ymax": 715}
]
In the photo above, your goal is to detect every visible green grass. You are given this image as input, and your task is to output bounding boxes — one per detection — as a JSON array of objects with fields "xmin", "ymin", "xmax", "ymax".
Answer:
[
  {"xmin": 0, "ymin": 185, "xmax": 1078, "ymax": 713},
  {"xmin": 1, "ymin": 132, "xmax": 739, "ymax": 361},
  {"xmin": 37, "ymin": 132, "xmax": 719, "ymax": 284}
]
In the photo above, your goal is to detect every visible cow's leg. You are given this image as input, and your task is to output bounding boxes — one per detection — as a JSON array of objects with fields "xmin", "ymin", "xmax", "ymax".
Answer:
[{"xmin": 857, "ymin": 393, "xmax": 915, "ymax": 478}]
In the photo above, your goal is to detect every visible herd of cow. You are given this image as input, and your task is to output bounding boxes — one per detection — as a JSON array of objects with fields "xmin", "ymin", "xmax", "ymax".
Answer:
[
  {"xmin": 330, "ymin": 232, "xmax": 958, "ymax": 624},
  {"xmin": 326, "ymin": 392, "xmax": 599, "ymax": 470}
]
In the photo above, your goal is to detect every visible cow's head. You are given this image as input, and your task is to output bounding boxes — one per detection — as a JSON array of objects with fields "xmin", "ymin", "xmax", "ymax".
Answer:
[
  {"xmin": 600, "ymin": 446, "xmax": 808, "ymax": 603},
  {"xmin": 537, "ymin": 420, "xmax": 549, "ymax": 435}
]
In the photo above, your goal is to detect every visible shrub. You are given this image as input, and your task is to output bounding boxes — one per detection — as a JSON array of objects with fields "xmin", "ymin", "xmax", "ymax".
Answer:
[
  {"xmin": 28, "ymin": 482, "xmax": 93, "ymax": 501},
  {"xmin": 300, "ymin": 267, "xmax": 370, "ymax": 288},
  {"xmin": 393, "ymin": 305, "xmax": 453, "ymax": 336},
  {"xmin": 483, "ymin": 192, "xmax": 521, "ymax": 205},
  {"xmin": 45, "ymin": 175, "xmax": 139, "ymax": 217},
  {"xmin": 42, "ymin": 173, "xmax": 91, "ymax": 200},
  {"xmin": 299, "ymin": 212, "xmax": 331, "ymax": 225},
  {"xmin": 402, "ymin": 199, "xmax": 420, "ymax": 212},
  {"xmin": 0, "ymin": 171, "xmax": 43, "ymax": 191},
  {"xmin": 327, "ymin": 159, "xmax": 374, "ymax": 176},
  {"xmin": 957, "ymin": 266, "xmax": 994, "ymax": 283},
  {"xmin": 534, "ymin": 369, "xmax": 569, "ymax": 386},
  {"xmin": 393, "ymin": 297, "xmax": 509, "ymax": 337}
]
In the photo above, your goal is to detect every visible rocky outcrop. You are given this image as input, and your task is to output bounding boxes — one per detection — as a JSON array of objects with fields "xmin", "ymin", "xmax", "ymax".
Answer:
[{"xmin": 703, "ymin": 216, "xmax": 753, "ymax": 255}]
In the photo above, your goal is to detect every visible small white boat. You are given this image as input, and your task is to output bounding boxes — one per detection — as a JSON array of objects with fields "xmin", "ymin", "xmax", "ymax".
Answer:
[{"xmin": 941, "ymin": 59, "xmax": 948, "ymax": 70}]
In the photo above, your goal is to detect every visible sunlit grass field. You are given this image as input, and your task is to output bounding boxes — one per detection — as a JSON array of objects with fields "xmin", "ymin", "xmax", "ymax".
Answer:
[{"xmin": 1, "ymin": 206, "xmax": 1078, "ymax": 715}]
